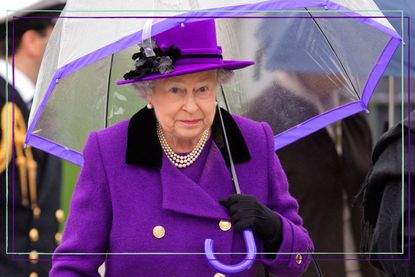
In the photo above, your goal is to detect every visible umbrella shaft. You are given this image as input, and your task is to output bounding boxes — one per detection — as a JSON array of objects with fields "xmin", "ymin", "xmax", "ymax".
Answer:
[{"xmin": 217, "ymin": 105, "xmax": 241, "ymax": 194}]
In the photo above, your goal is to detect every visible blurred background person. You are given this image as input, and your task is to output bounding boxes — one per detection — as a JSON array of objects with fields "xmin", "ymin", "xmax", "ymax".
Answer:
[
  {"xmin": 247, "ymin": 72, "xmax": 379, "ymax": 277},
  {"xmin": 0, "ymin": 0, "xmax": 65, "ymax": 276},
  {"xmin": 243, "ymin": 15, "xmax": 386, "ymax": 276}
]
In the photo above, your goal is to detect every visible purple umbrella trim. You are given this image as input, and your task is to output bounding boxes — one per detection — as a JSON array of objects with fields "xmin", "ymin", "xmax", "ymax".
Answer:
[
  {"xmin": 274, "ymin": 101, "xmax": 366, "ymax": 150},
  {"xmin": 362, "ymin": 36, "xmax": 401, "ymax": 106},
  {"xmin": 28, "ymin": 134, "xmax": 83, "ymax": 166}
]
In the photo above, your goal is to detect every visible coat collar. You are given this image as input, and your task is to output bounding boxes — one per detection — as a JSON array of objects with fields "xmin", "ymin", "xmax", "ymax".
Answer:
[{"xmin": 126, "ymin": 106, "xmax": 250, "ymax": 168}]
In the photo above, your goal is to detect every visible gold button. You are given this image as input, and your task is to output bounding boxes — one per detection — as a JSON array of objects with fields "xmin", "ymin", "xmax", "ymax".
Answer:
[
  {"xmin": 29, "ymin": 250, "xmax": 38, "ymax": 264},
  {"xmin": 55, "ymin": 209, "xmax": 65, "ymax": 222},
  {"xmin": 214, "ymin": 273, "xmax": 226, "ymax": 277},
  {"xmin": 152, "ymin": 226, "xmax": 165, "ymax": 239},
  {"xmin": 29, "ymin": 228, "xmax": 39, "ymax": 242},
  {"xmin": 29, "ymin": 272, "xmax": 38, "ymax": 277},
  {"xmin": 219, "ymin": 220, "xmax": 231, "ymax": 231},
  {"xmin": 33, "ymin": 207, "xmax": 41, "ymax": 219},
  {"xmin": 295, "ymin": 253, "xmax": 302, "ymax": 265},
  {"xmin": 55, "ymin": 232, "xmax": 62, "ymax": 244}
]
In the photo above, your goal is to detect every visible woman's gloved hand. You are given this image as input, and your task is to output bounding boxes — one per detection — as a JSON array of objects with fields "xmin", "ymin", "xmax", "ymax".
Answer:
[{"xmin": 219, "ymin": 194, "xmax": 282, "ymax": 253}]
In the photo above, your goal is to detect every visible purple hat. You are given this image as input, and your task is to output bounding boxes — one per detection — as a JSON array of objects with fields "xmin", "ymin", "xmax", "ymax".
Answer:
[{"xmin": 116, "ymin": 19, "xmax": 255, "ymax": 85}]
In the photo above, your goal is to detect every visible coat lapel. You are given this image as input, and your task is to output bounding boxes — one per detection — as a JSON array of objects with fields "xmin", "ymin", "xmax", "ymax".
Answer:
[
  {"xmin": 160, "ymin": 143, "xmax": 234, "ymax": 220},
  {"xmin": 198, "ymin": 143, "xmax": 236, "ymax": 203}
]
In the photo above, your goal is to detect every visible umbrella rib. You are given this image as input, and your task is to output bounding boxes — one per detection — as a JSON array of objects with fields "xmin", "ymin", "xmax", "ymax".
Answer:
[
  {"xmin": 220, "ymin": 84, "xmax": 232, "ymax": 113},
  {"xmin": 105, "ymin": 54, "xmax": 115, "ymax": 128},
  {"xmin": 306, "ymin": 9, "xmax": 361, "ymax": 100}
]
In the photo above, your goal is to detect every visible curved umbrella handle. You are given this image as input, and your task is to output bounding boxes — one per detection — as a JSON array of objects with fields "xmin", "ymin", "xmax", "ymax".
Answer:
[{"xmin": 204, "ymin": 229, "xmax": 257, "ymax": 274}]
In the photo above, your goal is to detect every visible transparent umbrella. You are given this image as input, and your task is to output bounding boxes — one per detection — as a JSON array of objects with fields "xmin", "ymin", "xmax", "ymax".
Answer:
[
  {"xmin": 26, "ymin": 0, "xmax": 400, "ymax": 165},
  {"xmin": 25, "ymin": 0, "xmax": 401, "ymax": 164},
  {"xmin": 23, "ymin": 0, "xmax": 400, "ymax": 273}
]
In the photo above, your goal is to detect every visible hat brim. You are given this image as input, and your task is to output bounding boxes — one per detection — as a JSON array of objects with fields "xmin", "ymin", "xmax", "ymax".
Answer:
[{"xmin": 116, "ymin": 60, "xmax": 255, "ymax": 85}]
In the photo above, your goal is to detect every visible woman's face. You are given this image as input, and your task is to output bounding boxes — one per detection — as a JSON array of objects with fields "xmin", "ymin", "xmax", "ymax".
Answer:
[{"xmin": 148, "ymin": 70, "xmax": 218, "ymax": 145}]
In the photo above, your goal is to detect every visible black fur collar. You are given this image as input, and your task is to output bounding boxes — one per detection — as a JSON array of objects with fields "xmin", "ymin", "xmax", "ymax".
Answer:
[{"xmin": 126, "ymin": 106, "xmax": 250, "ymax": 168}]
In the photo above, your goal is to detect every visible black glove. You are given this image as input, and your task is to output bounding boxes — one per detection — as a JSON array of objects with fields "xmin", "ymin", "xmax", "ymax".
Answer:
[{"xmin": 219, "ymin": 194, "xmax": 282, "ymax": 253}]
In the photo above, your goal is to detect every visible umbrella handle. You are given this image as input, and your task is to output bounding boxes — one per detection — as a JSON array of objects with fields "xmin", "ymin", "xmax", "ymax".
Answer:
[{"xmin": 204, "ymin": 229, "xmax": 257, "ymax": 274}]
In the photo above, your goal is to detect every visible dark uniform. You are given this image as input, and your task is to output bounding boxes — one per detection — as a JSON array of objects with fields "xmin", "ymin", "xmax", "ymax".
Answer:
[
  {"xmin": 275, "ymin": 116, "xmax": 378, "ymax": 277},
  {"xmin": 0, "ymin": 76, "xmax": 63, "ymax": 277}
]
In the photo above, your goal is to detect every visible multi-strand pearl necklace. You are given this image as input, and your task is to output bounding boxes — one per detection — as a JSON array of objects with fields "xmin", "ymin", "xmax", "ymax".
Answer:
[{"xmin": 157, "ymin": 123, "xmax": 209, "ymax": 168}]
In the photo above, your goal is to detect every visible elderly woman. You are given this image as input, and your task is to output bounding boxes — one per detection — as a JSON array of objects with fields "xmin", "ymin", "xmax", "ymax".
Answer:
[{"xmin": 51, "ymin": 20, "xmax": 313, "ymax": 277}]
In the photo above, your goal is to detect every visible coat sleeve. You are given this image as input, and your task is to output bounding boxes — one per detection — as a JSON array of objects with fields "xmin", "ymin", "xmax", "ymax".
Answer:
[
  {"xmin": 259, "ymin": 122, "xmax": 314, "ymax": 276},
  {"xmin": 50, "ymin": 132, "xmax": 112, "ymax": 277}
]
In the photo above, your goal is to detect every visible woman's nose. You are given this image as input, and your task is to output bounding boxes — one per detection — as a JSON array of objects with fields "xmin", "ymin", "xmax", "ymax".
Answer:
[{"xmin": 182, "ymin": 93, "xmax": 198, "ymax": 113}]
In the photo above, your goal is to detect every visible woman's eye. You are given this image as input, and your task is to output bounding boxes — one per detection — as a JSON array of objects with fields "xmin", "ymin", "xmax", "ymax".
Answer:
[
  {"xmin": 198, "ymin": 86, "xmax": 209, "ymax": 93},
  {"xmin": 169, "ymin": 87, "xmax": 180, "ymax": 93}
]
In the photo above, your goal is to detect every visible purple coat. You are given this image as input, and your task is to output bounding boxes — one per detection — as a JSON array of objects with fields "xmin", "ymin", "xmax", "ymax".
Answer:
[{"xmin": 51, "ymin": 108, "xmax": 313, "ymax": 276}]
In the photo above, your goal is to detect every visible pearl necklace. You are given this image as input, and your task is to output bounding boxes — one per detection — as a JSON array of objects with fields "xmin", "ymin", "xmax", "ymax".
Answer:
[{"xmin": 157, "ymin": 123, "xmax": 209, "ymax": 168}]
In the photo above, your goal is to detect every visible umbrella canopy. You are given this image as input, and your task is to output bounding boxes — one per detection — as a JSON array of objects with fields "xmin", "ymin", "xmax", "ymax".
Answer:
[{"xmin": 24, "ymin": 0, "xmax": 401, "ymax": 166}]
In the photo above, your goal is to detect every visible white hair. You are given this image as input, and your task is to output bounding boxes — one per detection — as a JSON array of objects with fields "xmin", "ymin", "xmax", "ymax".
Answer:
[{"xmin": 131, "ymin": 68, "xmax": 234, "ymax": 98}]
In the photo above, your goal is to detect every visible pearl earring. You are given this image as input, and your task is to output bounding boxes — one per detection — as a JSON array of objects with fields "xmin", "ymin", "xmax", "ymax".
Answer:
[{"xmin": 147, "ymin": 103, "xmax": 153, "ymax": 109}]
